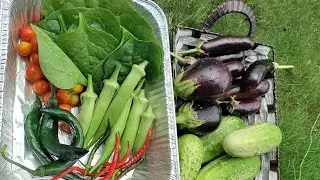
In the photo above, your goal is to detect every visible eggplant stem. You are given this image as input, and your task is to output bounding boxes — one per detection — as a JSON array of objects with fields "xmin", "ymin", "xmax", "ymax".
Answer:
[
  {"xmin": 170, "ymin": 52, "xmax": 189, "ymax": 64},
  {"xmin": 176, "ymin": 103, "xmax": 205, "ymax": 129},
  {"xmin": 176, "ymin": 42, "xmax": 206, "ymax": 56},
  {"xmin": 228, "ymin": 96, "xmax": 240, "ymax": 112},
  {"xmin": 1, "ymin": 145, "xmax": 36, "ymax": 175},
  {"xmin": 174, "ymin": 79, "xmax": 197, "ymax": 99},
  {"xmin": 273, "ymin": 62, "xmax": 294, "ymax": 69}
]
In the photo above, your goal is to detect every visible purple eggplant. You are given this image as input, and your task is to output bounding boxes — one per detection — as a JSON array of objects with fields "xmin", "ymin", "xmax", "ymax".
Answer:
[
  {"xmin": 201, "ymin": 36, "xmax": 254, "ymax": 57},
  {"xmin": 228, "ymin": 98, "xmax": 261, "ymax": 116},
  {"xmin": 241, "ymin": 60, "xmax": 294, "ymax": 91},
  {"xmin": 176, "ymin": 101, "xmax": 222, "ymax": 135},
  {"xmin": 224, "ymin": 61, "xmax": 245, "ymax": 78},
  {"xmin": 214, "ymin": 52, "xmax": 245, "ymax": 62},
  {"xmin": 174, "ymin": 59, "xmax": 232, "ymax": 100},
  {"xmin": 219, "ymin": 80, "xmax": 270, "ymax": 101}
]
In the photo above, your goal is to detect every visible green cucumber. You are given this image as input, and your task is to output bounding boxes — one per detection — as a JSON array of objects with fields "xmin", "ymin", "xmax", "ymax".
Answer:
[
  {"xmin": 178, "ymin": 134, "xmax": 203, "ymax": 180},
  {"xmin": 222, "ymin": 122, "xmax": 282, "ymax": 157},
  {"xmin": 201, "ymin": 116, "xmax": 244, "ymax": 163},
  {"xmin": 195, "ymin": 155, "xmax": 261, "ymax": 180}
]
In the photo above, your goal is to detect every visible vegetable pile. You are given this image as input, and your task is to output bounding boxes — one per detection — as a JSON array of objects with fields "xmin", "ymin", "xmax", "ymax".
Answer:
[
  {"xmin": 1, "ymin": 0, "xmax": 161, "ymax": 179},
  {"xmin": 172, "ymin": 35, "xmax": 293, "ymax": 179}
]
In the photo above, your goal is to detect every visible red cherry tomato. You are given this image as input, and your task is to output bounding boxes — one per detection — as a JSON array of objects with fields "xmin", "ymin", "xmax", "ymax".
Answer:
[
  {"xmin": 25, "ymin": 64, "xmax": 44, "ymax": 82},
  {"xmin": 30, "ymin": 53, "xmax": 39, "ymax": 65},
  {"xmin": 20, "ymin": 26, "xmax": 36, "ymax": 42},
  {"xmin": 33, "ymin": 80, "xmax": 50, "ymax": 95},
  {"xmin": 57, "ymin": 89, "xmax": 72, "ymax": 104},
  {"xmin": 18, "ymin": 41, "xmax": 32, "ymax": 57},
  {"xmin": 68, "ymin": 95, "xmax": 80, "ymax": 107},
  {"xmin": 30, "ymin": 36, "xmax": 38, "ymax": 53},
  {"xmin": 72, "ymin": 84, "xmax": 85, "ymax": 94}
]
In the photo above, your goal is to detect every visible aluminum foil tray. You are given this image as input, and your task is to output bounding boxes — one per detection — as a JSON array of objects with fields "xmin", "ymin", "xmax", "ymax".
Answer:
[{"xmin": 0, "ymin": 0, "xmax": 180, "ymax": 179}]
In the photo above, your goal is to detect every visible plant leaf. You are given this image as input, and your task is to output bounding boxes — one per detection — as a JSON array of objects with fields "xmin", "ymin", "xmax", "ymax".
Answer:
[{"xmin": 31, "ymin": 25, "xmax": 87, "ymax": 89}]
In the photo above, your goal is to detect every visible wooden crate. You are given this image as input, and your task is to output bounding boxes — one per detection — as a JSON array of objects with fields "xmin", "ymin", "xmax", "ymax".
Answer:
[{"xmin": 172, "ymin": 26, "xmax": 280, "ymax": 180}]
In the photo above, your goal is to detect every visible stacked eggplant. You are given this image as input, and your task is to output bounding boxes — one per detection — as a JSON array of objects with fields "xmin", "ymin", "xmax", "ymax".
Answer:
[{"xmin": 173, "ymin": 36, "xmax": 291, "ymax": 136}]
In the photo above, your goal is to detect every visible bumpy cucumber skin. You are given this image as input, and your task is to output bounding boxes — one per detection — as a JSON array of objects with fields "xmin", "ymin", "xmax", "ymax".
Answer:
[
  {"xmin": 196, "ymin": 155, "xmax": 261, "ymax": 180},
  {"xmin": 179, "ymin": 134, "xmax": 203, "ymax": 180},
  {"xmin": 201, "ymin": 116, "xmax": 245, "ymax": 163},
  {"xmin": 222, "ymin": 123, "xmax": 282, "ymax": 157}
]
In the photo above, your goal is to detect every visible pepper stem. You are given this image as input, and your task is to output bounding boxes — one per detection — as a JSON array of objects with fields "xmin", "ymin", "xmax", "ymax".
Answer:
[
  {"xmin": 273, "ymin": 62, "xmax": 295, "ymax": 69},
  {"xmin": 176, "ymin": 103, "xmax": 205, "ymax": 129},
  {"xmin": 1, "ymin": 145, "xmax": 36, "ymax": 175}
]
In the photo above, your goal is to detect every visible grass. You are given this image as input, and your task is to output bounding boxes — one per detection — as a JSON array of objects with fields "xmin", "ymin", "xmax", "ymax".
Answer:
[{"xmin": 154, "ymin": 0, "xmax": 320, "ymax": 179}]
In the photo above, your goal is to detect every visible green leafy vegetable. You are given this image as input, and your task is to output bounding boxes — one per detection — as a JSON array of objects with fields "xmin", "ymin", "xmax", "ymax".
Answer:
[
  {"xmin": 37, "ymin": 7, "xmax": 121, "ymax": 40},
  {"xmin": 55, "ymin": 13, "xmax": 120, "ymax": 78},
  {"xmin": 31, "ymin": 25, "xmax": 87, "ymax": 89},
  {"xmin": 93, "ymin": 38, "xmax": 162, "ymax": 91}
]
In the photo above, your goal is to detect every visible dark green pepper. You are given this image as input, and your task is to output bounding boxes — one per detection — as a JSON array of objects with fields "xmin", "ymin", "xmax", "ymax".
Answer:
[{"xmin": 24, "ymin": 96, "xmax": 53, "ymax": 164}]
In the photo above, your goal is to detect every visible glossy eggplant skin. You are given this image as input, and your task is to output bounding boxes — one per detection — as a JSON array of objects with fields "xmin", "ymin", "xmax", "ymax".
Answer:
[
  {"xmin": 181, "ymin": 59, "xmax": 232, "ymax": 100},
  {"xmin": 241, "ymin": 60, "xmax": 274, "ymax": 91},
  {"xmin": 201, "ymin": 36, "xmax": 254, "ymax": 57},
  {"xmin": 224, "ymin": 61, "xmax": 245, "ymax": 78},
  {"xmin": 228, "ymin": 98, "xmax": 261, "ymax": 116},
  {"xmin": 191, "ymin": 101, "xmax": 222, "ymax": 135},
  {"xmin": 201, "ymin": 52, "xmax": 244, "ymax": 63},
  {"xmin": 219, "ymin": 80, "xmax": 270, "ymax": 101}
]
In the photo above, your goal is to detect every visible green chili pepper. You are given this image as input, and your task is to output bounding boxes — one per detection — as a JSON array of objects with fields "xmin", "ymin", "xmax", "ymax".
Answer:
[
  {"xmin": 79, "ymin": 74, "xmax": 98, "ymax": 137},
  {"xmin": 24, "ymin": 96, "xmax": 53, "ymax": 164},
  {"xmin": 119, "ymin": 90, "xmax": 148, "ymax": 159},
  {"xmin": 107, "ymin": 61, "xmax": 148, "ymax": 127},
  {"xmin": 133, "ymin": 104, "xmax": 155, "ymax": 153},
  {"xmin": 89, "ymin": 79, "xmax": 145, "ymax": 173},
  {"xmin": 84, "ymin": 65, "xmax": 120, "ymax": 147}
]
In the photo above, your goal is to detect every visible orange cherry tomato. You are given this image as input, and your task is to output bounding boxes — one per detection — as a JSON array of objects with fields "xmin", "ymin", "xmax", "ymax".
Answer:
[
  {"xmin": 33, "ymin": 80, "xmax": 50, "ymax": 95},
  {"xmin": 25, "ymin": 64, "xmax": 44, "ymax": 82},
  {"xmin": 43, "ymin": 91, "xmax": 51, "ymax": 104},
  {"xmin": 72, "ymin": 84, "xmax": 84, "ymax": 94},
  {"xmin": 30, "ymin": 36, "xmax": 38, "ymax": 53},
  {"xmin": 30, "ymin": 53, "xmax": 39, "ymax": 65},
  {"xmin": 59, "ymin": 104, "xmax": 72, "ymax": 112},
  {"xmin": 57, "ymin": 89, "xmax": 72, "ymax": 104},
  {"xmin": 60, "ymin": 121, "xmax": 72, "ymax": 134},
  {"xmin": 18, "ymin": 41, "xmax": 32, "ymax": 57},
  {"xmin": 20, "ymin": 26, "xmax": 36, "ymax": 42},
  {"xmin": 68, "ymin": 94, "xmax": 80, "ymax": 107}
]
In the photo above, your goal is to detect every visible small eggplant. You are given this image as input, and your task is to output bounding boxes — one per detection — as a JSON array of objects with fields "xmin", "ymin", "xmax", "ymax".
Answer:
[
  {"xmin": 174, "ymin": 59, "xmax": 232, "ymax": 100},
  {"xmin": 214, "ymin": 52, "xmax": 245, "ymax": 62},
  {"xmin": 176, "ymin": 101, "xmax": 222, "ymax": 135},
  {"xmin": 224, "ymin": 61, "xmax": 245, "ymax": 78},
  {"xmin": 241, "ymin": 60, "xmax": 294, "ymax": 91},
  {"xmin": 219, "ymin": 80, "xmax": 270, "ymax": 101},
  {"xmin": 176, "ymin": 37, "xmax": 254, "ymax": 57},
  {"xmin": 228, "ymin": 98, "xmax": 261, "ymax": 116}
]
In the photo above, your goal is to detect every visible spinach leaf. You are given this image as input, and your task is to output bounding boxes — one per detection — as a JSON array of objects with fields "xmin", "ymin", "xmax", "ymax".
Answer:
[
  {"xmin": 93, "ymin": 38, "xmax": 162, "ymax": 91},
  {"xmin": 41, "ymin": 0, "xmax": 86, "ymax": 17},
  {"xmin": 37, "ymin": 7, "xmax": 121, "ymax": 40},
  {"xmin": 55, "ymin": 13, "xmax": 120, "ymax": 78},
  {"xmin": 31, "ymin": 25, "xmax": 87, "ymax": 89}
]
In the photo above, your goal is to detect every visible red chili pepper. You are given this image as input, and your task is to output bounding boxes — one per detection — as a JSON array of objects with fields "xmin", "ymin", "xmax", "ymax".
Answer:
[
  {"xmin": 51, "ymin": 166, "xmax": 85, "ymax": 180},
  {"xmin": 104, "ymin": 161, "xmax": 111, "ymax": 167},
  {"xmin": 118, "ymin": 127, "xmax": 152, "ymax": 170},
  {"xmin": 100, "ymin": 132, "xmax": 121, "ymax": 180},
  {"xmin": 117, "ymin": 142, "xmax": 131, "ymax": 168}
]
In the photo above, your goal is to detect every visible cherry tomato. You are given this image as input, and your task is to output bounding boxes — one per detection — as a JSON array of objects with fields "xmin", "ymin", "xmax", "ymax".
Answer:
[
  {"xmin": 25, "ymin": 64, "xmax": 44, "ymax": 82},
  {"xmin": 33, "ymin": 80, "xmax": 50, "ymax": 95},
  {"xmin": 20, "ymin": 26, "xmax": 36, "ymax": 42},
  {"xmin": 18, "ymin": 41, "xmax": 32, "ymax": 57},
  {"xmin": 68, "ymin": 95, "xmax": 80, "ymax": 107},
  {"xmin": 30, "ymin": 53, "xmax": 39, "ymax": 65},
  {"xmin": 57, "ymin": 89, "xmax": 72, "ymax": 104},
  {"xmin": 30, "ymin": 36, "xmax": 38, "ymax": 53},
  {"xmin": 43, "ymin": 91, "xmax": 51, "ymax": 104},
  {"xmin": 59, "ymin": 104, "xmax": 72, "ymax": 112},
  {"xmin": 60, "ymin": 121, "xmax": 72, "ymax": 134},
  {"xmin": 72, "ymin": 84, "xmax": 84, "ymax": 94}
]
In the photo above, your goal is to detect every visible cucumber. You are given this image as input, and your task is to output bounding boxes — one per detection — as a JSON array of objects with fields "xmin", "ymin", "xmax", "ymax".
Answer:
[
  {"xmin": 223, "ymin": 123, "xmax": 282, "ymax": 157},
  {"xmin": 201, "ymin": 116, "xmax": 244, "ymax": 163},
  {"xmin": 178, "ymin": 134, "xmax": 203, "ymax": 180},
  {"xmin": 195, "ymin": 155, "xmax": 261, "ymax": 180}
]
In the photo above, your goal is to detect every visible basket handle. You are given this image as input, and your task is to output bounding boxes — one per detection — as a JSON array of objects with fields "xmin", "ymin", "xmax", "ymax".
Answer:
[{"xmin": 202, "ymin": 0, "xmax": 256, "ymax": 38}]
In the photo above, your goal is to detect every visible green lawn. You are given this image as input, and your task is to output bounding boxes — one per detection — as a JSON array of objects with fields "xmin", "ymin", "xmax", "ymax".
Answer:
[{"xmin": 154, "ymin": 0, "xmax": 320, "ymax": 179}]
